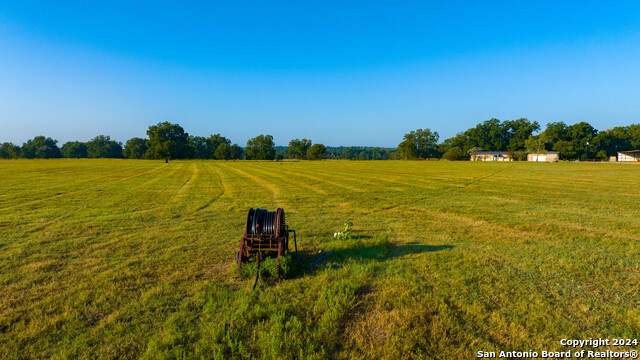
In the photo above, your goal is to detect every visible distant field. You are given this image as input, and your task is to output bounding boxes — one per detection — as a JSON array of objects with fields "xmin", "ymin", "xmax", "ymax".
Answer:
[{"xmin": 1, "ymin": 159, "xmax": 639, "ymax": 359}]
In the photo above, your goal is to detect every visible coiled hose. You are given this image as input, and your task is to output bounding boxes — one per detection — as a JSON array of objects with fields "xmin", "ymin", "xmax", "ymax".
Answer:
[{"xmin": 248, "ymin": 208, "xmax": 279, "ymax": 235}]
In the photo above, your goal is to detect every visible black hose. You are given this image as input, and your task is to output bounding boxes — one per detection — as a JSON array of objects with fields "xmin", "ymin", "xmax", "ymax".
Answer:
[
  {"xmin": 252, "ymin": 253, "xmax": 262, "ymax": 290},
  {"xmin": 248, "ymin": 208, "xmax": 279, "ymax": 235},
  {"xmin": 289, "ymin": 229, "xmax": 300, "ymax": 264}
]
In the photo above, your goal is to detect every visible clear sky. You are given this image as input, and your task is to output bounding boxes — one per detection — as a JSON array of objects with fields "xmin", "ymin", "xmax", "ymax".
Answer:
[{"xmin": 1, "ymin": 1, "xmax": 639, "ymax": 147}]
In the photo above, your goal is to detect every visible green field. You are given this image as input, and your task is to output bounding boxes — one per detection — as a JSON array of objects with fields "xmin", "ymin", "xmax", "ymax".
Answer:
[{"xmin": 1, "ymin": 159, "xmax": 639, "ymax": 359}]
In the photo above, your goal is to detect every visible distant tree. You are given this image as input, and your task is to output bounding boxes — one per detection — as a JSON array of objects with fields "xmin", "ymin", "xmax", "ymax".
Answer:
[
  {"xmin": 276, "ymin": 148, "xmax": 288, "ymax": 160},
  {"xmin": 596, "ymin": 150, "xmax": 609, "ymax": 161},
  {"xmin": 504, "ymin": 118, "xmax": 540, "ymax": 151},
  {"xmin": 335, "ymin": 146, "xmax": 391, "ymax": 160},
  {"xmin": 466, "ymin": 147, "xmax": 483, "ymax": 154},
  {"xmin": 189, "ymin": 136, "xmax": 209, "ymax": 159},
  {"xmin": 569, "ymin": 122, "xmax": 597, "ymax": 160},
  {"xmin": 592, "ymin": 130, "xmax": 626, "ymax": 158},
  {"xmin": 552, "ymin": 140, "xmax": 576, "ymax": 160},
  {"xmin": 397, "ymin": 128, "xmax": 439, "ymax": 159},
  {"xmin": 123, "ymin": 137, "xmax": 148, "ymax": 159},
  {"xmin": 214, "ymin": 143, "xmax": 231, "ymax": 160},
  {"xmin": 0, "ymin": 142, "xmax": 21, "ymax": 159},
  {"xmin": 188, "ymin": 134, "xmax": 231, "ymax": 159},
  {"xmin": 544, "ymin": 122, "xmax": 569, "ymax": 141},
  {"xmin": 629, "ymin": 124, "xmax": 640, "ymax": 149},
  {"xmin": 507, "ymin": 150, "xmax": 528, "ymax": 161},
  {"xmin": 145, "ymin": 122, "xmax": 190, "ymax": 162},
  {"xmin": 466, "ymin": 119, "xmax": 505, "ymax": 151},
  {"xmin": 87, "ymin": 135, "xmax": 123, "ymax": 158},
  {"xmin": 21, "ymin": 136, "xmax": 62, "ymax": 159},
  {"xmin": 307, "ymin": 144, "xmax": 326, "ymax": 160},
  {"xmin": 246, "ymin": 134, "xmax": 276, "ymax": 160},
  {"xmin": 442, "ymin": 147, "xmax": 466, "ymax": 160},
  {"xmin": 525, "ymin": 133, "xmax": 549, "ymax": 156},
  {"xmin": 440, "ymin": 118, "xmax": 537, "ymax": 155},
  {"xmin": 61, "ymin": 141, "xmax": 88, "ymax": 158},
  {"xmin": 208, "ymin": 134, "xmax": 231, "ymax": 158},
  {"xmin": 395, "ymin": 140, "xmax": 417, "ymax": 159},
  {"xmin": 341, "ymin": 147, "xmax": 358, "ymax": 160},
  {"xmin": 288, "ymin": 138, "xmax": 312, "ymax": 159},
  {"xmin": 230, "ymin": 144, "xmax": 243, "ymax": 160}
]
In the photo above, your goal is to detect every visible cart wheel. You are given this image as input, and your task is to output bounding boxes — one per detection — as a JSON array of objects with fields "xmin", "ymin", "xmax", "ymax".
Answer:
[{"xmin": 236, "ymin": 251, "xmax": 241, "ymax": 265}]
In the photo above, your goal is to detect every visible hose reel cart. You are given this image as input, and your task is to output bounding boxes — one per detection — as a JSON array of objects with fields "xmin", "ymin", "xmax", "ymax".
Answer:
[{"xmin": 237, "ymin": 208, "xmax": 298, "ymax": 276}]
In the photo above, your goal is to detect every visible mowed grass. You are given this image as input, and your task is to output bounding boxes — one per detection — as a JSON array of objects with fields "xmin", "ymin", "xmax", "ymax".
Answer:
[{"xmin": 1, "ymin": 159, "xmax": 640, "ymax": 359}]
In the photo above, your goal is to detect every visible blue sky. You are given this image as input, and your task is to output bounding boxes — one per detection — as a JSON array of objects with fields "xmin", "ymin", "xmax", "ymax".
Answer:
[{"xmin": 1, "ymin": 1, "xmax": 639, "ymax": 147}]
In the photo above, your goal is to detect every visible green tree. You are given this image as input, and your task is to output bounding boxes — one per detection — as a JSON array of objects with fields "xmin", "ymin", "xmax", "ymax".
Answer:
[
  {"xmin": 21, "ymin": 136, "xmax": 62, "ymax": 159},
  {"xmin": 397, "ymin": 128, "xmax": 439, "ymax": 159},
  {"xmin": 276, "ymin": 148, "xmax": 288, "ymax": 160},
  {"xmin": 441, "ymin": 147, "xmax": 465, "ymax": 160},
  {"xmin": 145, "ymin": 122, "xmax": 190, "ymax": 162},
  {"xmin": 189, "ymin": 136, "xmax": 209, "ymax": 159},
  {"xmin": 307, "ymin": 143, "xmax": 326, "ymax": 160},
  {"xmin": 596, "ymin": 150, "xmax": 609, "ymax": 161},
  {"xmin": 524, "ymin": 133, "xmax": 549, "ymax": 156},
  {"xmin": 0, "ymin": 142, "xmax": 21, "ymax": 159},
  {"xmin": 246, "ymin": 134, "xmax": 276, "ymax": 160},
  {"xmin": 188, "ymin": 134, "xmax": 231, "ymax": 159},
  {"xmin": 123, "ymin": 138, "xmax": 148, "ymax": 159},
  {"xmin": 87, "ymin": 135, "xmax": 123, "ymax": 158},
  {"xmin": 592, "ymin": 129, "xmax": 628, "ymax": 158},
  {"xmin": 552, "ymin": 140, "xmax": 576, "ymax": 160},
  {"xmin": 569, "ymin": 122, "xmax": 597, "ymax": 160},
  {"xmin": 504, "ymin": 118, "xmax": 540, "ymax": 151},
  {"xmin": 288, "ymin": 138, "xmax": 312, "ymax": 159},
  {"xmin": 61, "ymin": 141, "xmax": 88, "ymax": 158},
  {"xmin": 628, "ymin": 124, "xmax": 640, "ymax": 149},
  {"xmin": 395, "ymin": 140, "xmax": 418, "ymax": 159},
  {"xmin": 230, "ymin": 144, "xmax": 243, "ymax": 160},
  {"xmin": 466, "ymin": 119, "xmax": 506, "ymax": 151},
  {"xmin": 208, "ymin": 134, "xmax": 231, "ymax": 157},
  {"xmin": 214, "ymin": 143, "xmax": 231, "ymax": 160}
]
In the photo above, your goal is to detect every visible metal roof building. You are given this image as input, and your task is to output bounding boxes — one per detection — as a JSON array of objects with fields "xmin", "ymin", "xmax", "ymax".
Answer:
[
  {"xmin": 469, "ymin": 151, "xmax": 512, "ymax": 161},
  {"xmin": 617, "ymin": 150, "xmax": 640, "ymax": 162},
  {"xmin": 527, "ymin": 151, "xmax": 559, "ymax": 162}
]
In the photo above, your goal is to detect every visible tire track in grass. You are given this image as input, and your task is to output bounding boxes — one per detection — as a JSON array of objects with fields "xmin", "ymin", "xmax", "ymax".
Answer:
[
  {"xmin": 163, "ymin": 162, "xmax": 227, "ymax": 214},
  {"xmin": 0, "ymin": 162, "xmax": 159, "ymax": 205},
  {"xmin": 285, "ymin": 165, "xmax": 371, "ymax": 192},
  {"xmin": 175, "ymin": 163, "xmax": 197, "ymax": 196},
  {"xmin": 295, "ymin": 165, "xmax": 391, "ymax": 190},
  {"xmin": 9, "ymin": 164, "xmax": 186, "ymax": 230},
  {"xmin": 93, "ymin": 164, "xmax": 192, "ymax": 219},
  {"xmin": 197, "ymin": 165, "xmax": 227, "ymax": 211},
  {"xmin": 240, "ymin": 162, "xmax": 328, "ymax": 196},
  {"xmin": 0, "ymin": 164, "xmax": 167, "ymax": 212},
  {"xmin": 217, "ymin": 162, "xmax": 283, "ymax": 208},
  {"xmin": 295, "ymin": 164, "xmax": 426, "ymax": 193},
  {"xmin": 296, "ymin": 163, "xmax": 442, "ymax": 195},
  {"xmin": 280, "ymin": 167, "xmax": 365, "ymax": 193},
  {"xmin": 362, "ymin": 164, "xmax": 517, "ymax": 214}
]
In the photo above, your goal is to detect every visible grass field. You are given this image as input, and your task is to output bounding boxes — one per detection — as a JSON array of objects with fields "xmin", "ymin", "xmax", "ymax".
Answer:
[{"xmin": 1, "ymin": 159, "xmax": 640, "ymax": 359}]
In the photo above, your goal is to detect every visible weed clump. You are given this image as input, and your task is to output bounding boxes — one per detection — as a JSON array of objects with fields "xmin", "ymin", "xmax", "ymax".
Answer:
[
  {"xmin": 238, "ymin": 252, "xmax": 301, "ymax": 280},
  {"xmin": 333, "ymin": 221, "xmax": 353, "ymax": 240}
]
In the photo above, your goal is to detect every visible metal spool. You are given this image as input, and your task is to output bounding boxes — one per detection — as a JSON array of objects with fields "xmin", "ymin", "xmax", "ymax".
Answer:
[
  {"xmin": 238, "ymin": 208, "xmax": 289, "ymax": 276},
  {"xmin": 246, "ymin": 208, "xmax": 284, "ymax": 237}
]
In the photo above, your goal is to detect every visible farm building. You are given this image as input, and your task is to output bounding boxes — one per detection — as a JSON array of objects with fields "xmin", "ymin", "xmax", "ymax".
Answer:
[
  {"xmin": 617, "ymin": 150, "xmax": 640, "ymax": 162},
  {"xmin": 469, "ymin": 152, "xmax": 512, "ymax": 161},
  {"xmin": 527, "ymin": 151, "xmax": 559, "ymax": 162}
]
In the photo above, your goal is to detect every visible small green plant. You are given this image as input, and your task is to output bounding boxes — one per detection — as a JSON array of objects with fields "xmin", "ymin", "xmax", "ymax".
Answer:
[
  {"xmin": 334, "ymin": 221, "xmax": 353, "ymax": 240},
  {"xmin": 238, "ymin": 252, "xmax": 300, "ymax": 280}
]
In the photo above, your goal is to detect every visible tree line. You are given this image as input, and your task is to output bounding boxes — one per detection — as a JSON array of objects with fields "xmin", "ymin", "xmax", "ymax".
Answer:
[
  {"xmin": 2, "ymin": 119, "xmax": 639, "ymax": 160},
  {"xmin": 396, "ymin": 119, "xmax": 640, "ymax": 161}
]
